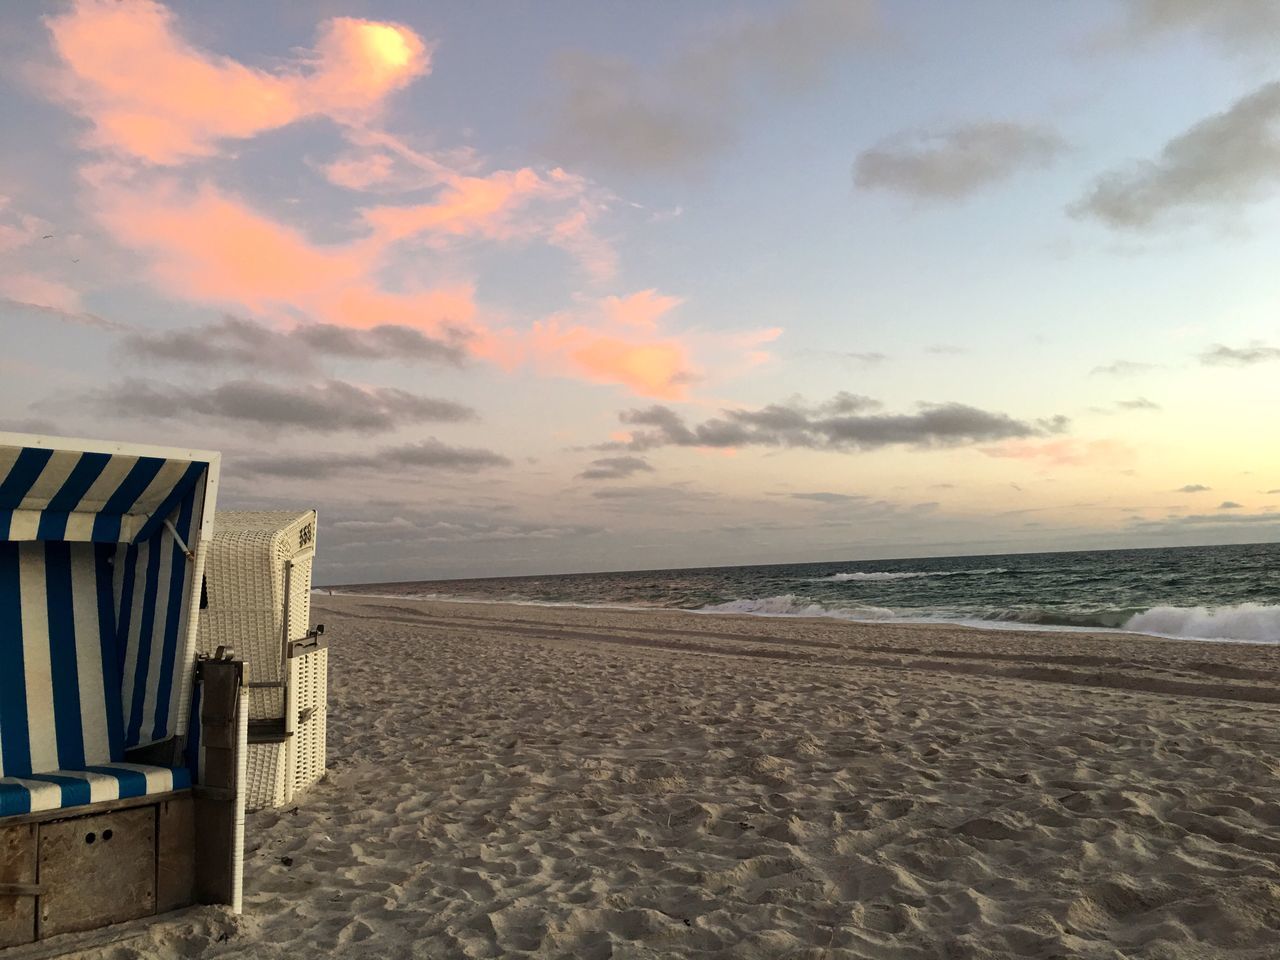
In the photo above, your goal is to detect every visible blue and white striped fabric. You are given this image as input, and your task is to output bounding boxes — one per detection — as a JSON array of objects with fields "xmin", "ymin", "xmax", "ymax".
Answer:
[
  {"xmin": 0, "ymin": 444, "xmax": 206, "ymax": 545},
  {"xmin": 0, "ymin": 762, "xmax": 191, "ymax": 816},
  {"xmin": 0, "ymin": 542, "xmax": 121, "ymax": 777},
  {"xmin": 0, "ymin": 438, "xmax": 214, "ymax": 815}
]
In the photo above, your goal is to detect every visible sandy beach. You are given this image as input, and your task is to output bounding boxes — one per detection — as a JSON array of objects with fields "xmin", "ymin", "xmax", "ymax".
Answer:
[{"xmin": 20, "ymin": 596, "xmax": 1280, "ymax": 960}]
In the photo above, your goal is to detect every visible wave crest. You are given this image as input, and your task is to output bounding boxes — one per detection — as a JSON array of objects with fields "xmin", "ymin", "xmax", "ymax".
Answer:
[
  {"xmin": 701, "ymin": 595, "xmax": 897, "ymax": 619},
  {"xmin": 813, "ymin": 567, "xmax": 1008, "ymax": 582},
  {"xmin": 699, "ymin": 596, "xmax": 1280, "ymax": 643},
  {"xmin": 1122, "ymin": 603, "xmax": 1280, "ymax": 644}
]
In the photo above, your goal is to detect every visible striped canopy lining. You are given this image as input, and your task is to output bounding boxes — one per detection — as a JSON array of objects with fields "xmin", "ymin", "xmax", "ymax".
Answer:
[
  {"xmin": 0, "ymin": 446, "xmax": 205, "ymax": 544},
  {"xmin": 0, "ymin": 445, "xmax": 209, "ymax": 783}
]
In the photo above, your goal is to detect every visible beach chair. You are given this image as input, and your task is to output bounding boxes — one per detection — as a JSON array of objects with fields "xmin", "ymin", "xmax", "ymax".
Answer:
[
  {"xmin": 197, "ymin": 511, "xmax": 326, "ymax": 811},
  {"xmin": 0, "ymin": 433, "xmax": 246, "ymax": 948}
]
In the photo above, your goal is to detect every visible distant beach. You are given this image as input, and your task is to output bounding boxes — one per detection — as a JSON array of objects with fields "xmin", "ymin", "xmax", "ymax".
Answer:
[{"xmin": 33, "ymin": 595, "xmax": 1280, "ymax": 959}]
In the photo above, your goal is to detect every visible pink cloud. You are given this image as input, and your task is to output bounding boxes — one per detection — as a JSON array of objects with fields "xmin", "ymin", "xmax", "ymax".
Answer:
[
  {"xmin": 601, "ymin": 290, "xmax": 684, "ymax": 331},
  {"xmin": 91, "ymin": 175, "xmax": 478, "ymax": 339},
  {"xmin": 363, "ymin": 169, "xmax": 548, "ymax": 242},
  {"xmin": 0, "ymin": 272, "xmax": 83, "ymax": 313},
  {"xmin": 531, "ymin": 317, "xmax": 693, "ymax": 400},
  {"xmin": 0, "ymin": 197, "xmax": 53, "ymax": 253},
  {"xmin": 85, "ymin": 173, "xmax": 693, "ymax": 395},
  {"xmin": 981, "ymin": 438, "xmax": 1135, "ymax": 467},
  {"xmin": 37, "ymin": 2, "xmax": 776, "ymax": 399},
  {"xmin": 45, "ymin": 0, "xmax": 429, "ymax": 164}
]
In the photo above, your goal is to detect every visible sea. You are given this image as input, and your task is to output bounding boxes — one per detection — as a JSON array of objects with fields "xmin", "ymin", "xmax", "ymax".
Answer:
[{"xmin": 337, "ymin": 541, "xmax": 1280, "ymax": 644}]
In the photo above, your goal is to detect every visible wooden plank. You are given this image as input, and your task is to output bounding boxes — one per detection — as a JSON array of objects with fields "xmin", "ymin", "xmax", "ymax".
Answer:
[
  {"xmin": 192, "ymin": 794, "xmax": 233, "ymax": 906},
  {"xmin": 0, "ymin": 823, "xmax": 37, "ymax": 949},
  {"xmin": 0, "ymin": 790, "xmax": 187, "ymax": 829},
  {"xmin": 156, "ymin": 796, "xmax": 195, "ymax": 914},
  {"xmin": 37, "ymin": 807, "xmax": 156, "ymax": 938},
  {"xmin": 193, "ymin": 658, "xmax": 244, "ymax": 906},
  {"xmin": 0, "ymin": 884, "xmax": 40, "ymax": 897}
]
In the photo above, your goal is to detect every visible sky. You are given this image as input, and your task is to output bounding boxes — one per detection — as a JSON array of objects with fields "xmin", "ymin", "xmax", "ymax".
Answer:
[{"xmin": 2, "ymin": 0, "xmax": 1280, "ymax": 583}]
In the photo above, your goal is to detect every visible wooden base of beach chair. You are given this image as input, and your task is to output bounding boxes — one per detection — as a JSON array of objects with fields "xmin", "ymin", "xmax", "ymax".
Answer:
[
  {"xmin": 0, "ymin": 793, "xmax": 191, "ymax": 946},
  {"xmin": 0, "ymin": 660, "xmax": 246, "ymax": 949}
]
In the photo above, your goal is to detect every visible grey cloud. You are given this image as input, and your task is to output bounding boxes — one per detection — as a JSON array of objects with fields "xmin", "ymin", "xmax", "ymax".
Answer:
[
  {"xmin": 577, "ymin": 456, "xmax": 655, "ymax": 481},
  {"xmin": 1176, "ymin": 484, "xmax": 1210, "ymax": 493},
  {"xmin": 789, "ymin": 491, "xmax": 867, "ymax": 504},
  {"xmin": 239, "ymin": 439, "xmax": 511, "ymax": 479},
  {"xmin": 844, "ymin": 351, "xmax": 888, "ymax": 365},
  {"xmin": 3, "ymin": 297, "xmax": 125, "ymax": 331},
  {"xmin": 925, "ymin": 345, "xmax": 966, "ymax": 356},
  {"xmin": 86, "ymin": 379, "xmax": 475, "ymax": 433},
  {"xmin": 855, "ymin": 122, "xmax": 1065, "ymax": 200},
  {"xmin": 123, "ymin": 316, "xmax": 467, "ymax": 372},
  {"xmin": 1112, "ymin": 0, "xmax": 1280, "ymax": 52},
  {"xmin": 546, "ymin": 0, "xmax": 876, "ymax": 173},
  {"xmin": 1219, "ymin": 501, "xmax": 1243, "ymax": 509},
  {"xmin": 1199, "ymin": 342, "xmax": 1280, "ymax": 366},
  {"xmin": 1071, "ymin": 81, "xmax": 1280, "ymax": 228},
  {"xmin": 0, "ymin": 417, "xmax": 60, "ymax": 434},
  {"xmin": 611, "ymin": 395, "xmax": 1067, "ymax": 454},
  {"xmin": 1129, "ymin": 511, "xmax": 1280, "ymax": 531},
  {"xmin": 1090, "ymin": 360, "xmax": 1155, "ymax": 376},
  {"xmin": 1116, "ymin": 397, "xmax": 1161, "ymax": 410}
]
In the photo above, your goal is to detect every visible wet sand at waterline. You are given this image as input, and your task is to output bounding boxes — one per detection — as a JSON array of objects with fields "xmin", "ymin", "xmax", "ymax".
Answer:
[{"xmin": 30, "ymin": 596, "xmax": 1280, "ymax": 959}]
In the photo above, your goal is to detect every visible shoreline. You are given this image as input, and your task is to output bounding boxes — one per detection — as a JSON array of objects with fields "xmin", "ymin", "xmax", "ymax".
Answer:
[{"xmin": 321, "ymin": 588, "xmax": 1280, "ymax": 646}]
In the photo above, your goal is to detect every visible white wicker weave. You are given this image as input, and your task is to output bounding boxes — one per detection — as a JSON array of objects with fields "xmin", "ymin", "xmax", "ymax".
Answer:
[{"xmin": 197, "ymin": 510, "xmax": 327, "ymax": 810}]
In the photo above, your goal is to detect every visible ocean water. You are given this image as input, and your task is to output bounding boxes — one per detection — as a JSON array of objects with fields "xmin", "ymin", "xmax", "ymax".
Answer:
[{"xmin": 339, "ymin": 542, "xmax": 1280, "ymax": 644}]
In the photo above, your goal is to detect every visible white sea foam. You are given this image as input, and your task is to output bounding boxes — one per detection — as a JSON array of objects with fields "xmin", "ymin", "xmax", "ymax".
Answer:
[
  {"xmin": 1122, "ymin": 603, "xmax": 1280, "ymax": 644},
  {"xmin": 812, "ymin": 567, "xmax": 1007, "ymax": 582},
  {"xmin": 700, "ymin": 595, "xmax": 898, "ymax": 619}
]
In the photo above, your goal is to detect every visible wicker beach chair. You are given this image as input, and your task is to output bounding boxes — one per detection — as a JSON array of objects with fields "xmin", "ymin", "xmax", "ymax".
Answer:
[
  {"xmin": 196, "ymin": 511, "xmax": 327, "ymax": 811},
  {"xmin": 0, "ymin": 433, "xmax": 246, "ymax": 947}
]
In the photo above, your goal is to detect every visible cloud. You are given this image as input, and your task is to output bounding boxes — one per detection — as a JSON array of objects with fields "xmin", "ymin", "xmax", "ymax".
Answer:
[
  {"xmin": 80, "ymin": 378, "xmax": 476, "ymax": 433},
  {"xmin": 45, "ymin": 0, "xmax": 430, "ymax": 163},
  {"xmin": 1199, "ymin": 342, "xmax": 1280, "ymax": 366},
  {"xmin": 844, "ymin": 351, "xmax": 889, "ymax": 365},
  {"xmin": 123, "ymin": 315, "xmax": 468, "ymax": 372},
  {"xmin": 1071, "ymin": 80, "xmax": 1280, "ymax": 228},
  {"xmin": 38, "ymin": 4, "xmax": 762, "ymax": 400},
  {"xmin": 1108, "ymin": 1, "xmax": 1280, "ymax": 53},
  {"xmin": 0, "ymin": 418, "xmax": 60, "ymax": 435},
  {"xmin": 1219, "ymin": 501, "xmax": 1243, "ymax": 509},
  {"xmin": 925, "ymin": 345, "xmax": 966, "ymax": 356},
  {"xmin": 1176, "ymin": 484, "xmax": 1211, "ymax": 493},
  {"xmin": 81, "ymin": 172, "xmax": 714, "ymax": 398},
  {"xmin": 854, "ymin": 122, "xmax": 1065, "ymax": 200},
  {"xmin": 607, "ymin": 394, "xmax": 1066, "ymax": 453},
  {"xmin": 576, "ymin": 456, "xmax": 655, "ymax": 480},
  {"xmin": 1090, "ymin": 360, "xmax": 1156, "ymax": 376},
  {"xmin": 545, "ymin": 0, "xmax": 877, "ymax": 173},
  {"xmin": 239, "ymin": 439, "xmax": 510, "ymax": 478},
  {"xmin": 789, "ymin": 491, "xmax": 866, "ymax": 504},
  {"xmin": 980, "ymin": 438, "xmax": 1134, "ymax": 467},
  {"xmin": 1129, "ymin": 511, "xmax": 1280, "ymax": 532},
  {"xmin": 0, "ymin": 197, "xmax": 53, "ymax": 253},
  {"xmin": 530, "ymin": 294, "xmax": 708, "ymax": 399},
  {"xmin": 0, "ymin": 272, "xmax": 84, "ymax": 314},
  {"xmin": 1115, "ymin": 397, "xmax": 1161, "ymax": 411}
]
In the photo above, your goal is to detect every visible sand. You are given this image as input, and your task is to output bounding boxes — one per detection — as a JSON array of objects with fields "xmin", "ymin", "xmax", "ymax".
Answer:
[{"xmin": 20, "ymin": 596, "xmax": 1280, "ymax": 959}]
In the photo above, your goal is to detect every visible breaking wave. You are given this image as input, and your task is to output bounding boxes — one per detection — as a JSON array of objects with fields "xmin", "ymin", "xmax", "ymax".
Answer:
[
  {"xmin": 1122, "ymin": 603, "xmax": 1280, "ymax": 644},
  {"xmin": 812, "ymin": 567, "xmax": 1008, "ymax": 582},
  {"xmin": 697, "ymin": 595, "xmax": 1280, "ymax": 643},
  {"xmin": 700, "ymin": 595, "xmax": 898, "ymax": 619}
]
